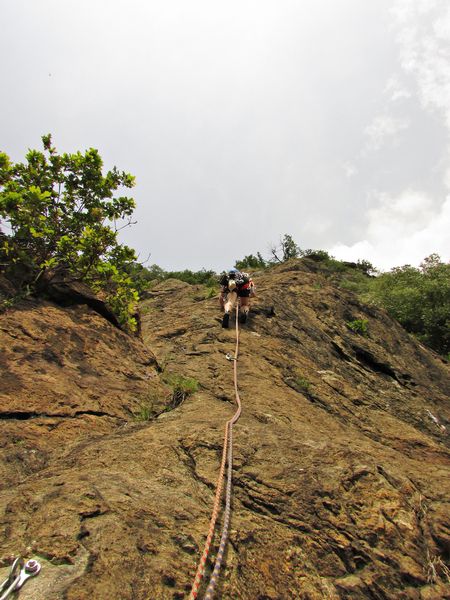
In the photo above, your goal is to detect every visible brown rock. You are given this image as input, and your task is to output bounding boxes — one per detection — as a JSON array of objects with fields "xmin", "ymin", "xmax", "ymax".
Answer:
[
  {"xmin": 37, "ymin": 268, "xmax": 122, "ymax": 329},
  {"xmin": 0, "ymin": 259, "xmax": 449, "ymax": 599}
]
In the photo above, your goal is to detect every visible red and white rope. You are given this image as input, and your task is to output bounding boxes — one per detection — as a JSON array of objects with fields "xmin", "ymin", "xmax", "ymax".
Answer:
[{"xmin": 189, "ymin": 306, "xmax": 242, "ymax": 599}]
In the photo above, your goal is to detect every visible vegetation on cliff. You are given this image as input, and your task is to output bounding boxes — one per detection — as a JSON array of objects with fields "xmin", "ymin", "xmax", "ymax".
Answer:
[
  {"xmin": 249, "ymin": 239, "xmax": 449, "ymax": 357},
  {"xmin": 0, "ymin": 135, "xmax": 139, "ymax": 330},
  {"xmin": 0, "ymin": 228, "xmax": 449, "ymax": 598},
  {"xmin": 364, "ymin": 254, "xmax": 450, "ymax": 356},
  {"xmin": 131, "ymin": 232, "xmax": 449, "ymax": 357},
  {"xmin": 1, "ymin": 135, "xmax": 448, "ymax": 355}
]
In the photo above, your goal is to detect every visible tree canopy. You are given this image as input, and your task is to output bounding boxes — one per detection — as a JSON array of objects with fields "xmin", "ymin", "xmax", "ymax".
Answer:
[
  {"xmin": 367, "ymin": 254, "xmax": 450, "ymax": 355},
  {"xmin": 0, "ymin": 135, "xmax": 139, "ymax": 330},
  {"xmin": 235, "ymin": 252, "xmax": 267, "ymax": 270}
]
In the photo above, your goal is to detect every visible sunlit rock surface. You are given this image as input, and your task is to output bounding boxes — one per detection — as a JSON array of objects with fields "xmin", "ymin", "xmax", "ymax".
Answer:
[{"xmin": 1, "ymin": 260, "xmax": 449, "ymax": 599}]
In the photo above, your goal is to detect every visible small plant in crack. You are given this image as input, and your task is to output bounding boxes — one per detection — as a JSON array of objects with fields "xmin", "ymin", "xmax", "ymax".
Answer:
[
  {"xmin": 135, "ymin": 375, "xmax": 199, "ymax": 420},
  {"xmin": 162, "ymin": 373, "xmax": 199, "ymax": 410},
  {"xmin": 285, "ymin": 372, "xmax": 314, "ymax": 397},
  {"xmin": 135, "ymin": 403, "xmax": 153, "ymax": 422},
  {"xmin": 346, "ymin": 318, "xmax": 369, "ymax": 336},
  {"xmin": 135, "ymin": 392, "xmax": 157, "ymax": 421},
  {"xmin": 425, "ymin": 550, "xmax": 450, "ymax": 584},
  {"xmin": 204, "ymin": 284, "xmax": 219, "ymax": 299},
  {"xmin": 0, "ymin": 286, "xmax": 32, "ymax": 313},
  {"xmin": 295, "ymin": 376, "xmax": 311, "ymax": 392}
]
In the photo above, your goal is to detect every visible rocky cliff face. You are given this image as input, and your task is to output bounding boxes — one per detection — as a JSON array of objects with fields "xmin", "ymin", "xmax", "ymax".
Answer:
[{"xmin": 0, "ymin": 260, "xmax": 449, "ymax": 599}]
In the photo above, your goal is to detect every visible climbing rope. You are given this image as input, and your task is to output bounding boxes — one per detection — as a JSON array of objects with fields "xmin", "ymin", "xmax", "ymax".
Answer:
[
  {"xmin": 188, "ymin": 422, "xmax": 230, "ymax": 599},
  {"xmin": 189, "ymin": 305, "xmax": 242, "ymax": 599}
]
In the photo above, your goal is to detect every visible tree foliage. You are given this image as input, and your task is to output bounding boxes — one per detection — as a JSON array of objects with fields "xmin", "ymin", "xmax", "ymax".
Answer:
[
  {"xmin": 367, "ymin": 254, "xmax": 450, "ymax": 355},
  {"xmin": 237, "ymin": 233, "xmax": 449, "ymax": 357},
  {"xmin": 128, "ymin": 263, "xmax": 218, "ymax": 289},
  {"xmin": 270, "ymin": 233, "xmax": 300, "ymax": 263},
  {"xmin": 299, "ymin": 248, "xmax": 331, "ymax": 261},
  {"xmin": 235, "ymin": 252, "xmax": 267, "ymax": 270},
  {"xmin": 163, "ymin": 268, "xmax": 217, "ymax": 286},
  {"xmin": 0, "ymin": 135, "xmax": 139, "ymax": 330},
  {"xmin": 281, "ymin": 234, "xmax": 300, "ymax": 261}
]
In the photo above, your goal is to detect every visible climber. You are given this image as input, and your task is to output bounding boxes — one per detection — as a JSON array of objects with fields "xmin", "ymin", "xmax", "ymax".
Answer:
[{"xmin": 219, "ymin": 268, "xmax": 255, "ymax": 328}]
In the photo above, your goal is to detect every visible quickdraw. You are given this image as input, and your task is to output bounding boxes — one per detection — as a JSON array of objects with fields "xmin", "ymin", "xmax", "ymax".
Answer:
[
  {"xmin": 189, "ymin": 305, "xmax": 242, "ymax": 599},
  {"xmin": 0, "ymin": 557, "xmax": 41, "ymax": 600}
]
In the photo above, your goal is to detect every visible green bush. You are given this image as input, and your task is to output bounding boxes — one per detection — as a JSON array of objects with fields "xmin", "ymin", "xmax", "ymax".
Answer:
[
  {"xmin": 136, "ymin": 375, "xmax": 199, "ymax": 421},
  {"xmin": 338, "ymin": 279, "xmax": 361, "ymax": 293},
  {"xmin": 323, "ymin": 258, "xmax": 348, "ymax": 272},
  {"xmin": 124, "ymin": 261, "xmax": 160, "ymax": 295},
  {"xmin": 346, "ymin": 319, "xmax": 369, "ymax": 336},
  {"xmin": 132, "ymin": 264, "xmax": 218, "ymax": 289},
  {"xmin": 295, "ymin": 376, "xmax": 311, "ymax": 392},
  {"xmin": 235, "ymin": 252, "xmax": 267, "ymax": 270},
  {"xmin": 0, "ymin": 135, "xmax": 139, "ymax": 331},
  {"xmin": 365, "ymin": 254, "xmax": 450, "ymax": 355},
  {"xmin": 355, "ymin": 259, "xmax": 377, "ymax": 276},
  {"xmin": 299, "ymin": 249, "xmax": 330, "ymax": 262},
  {"xmin": 163, "ymin": 373, "xmax": 199, "ymax": 405},
  {"xmin": 135, "ymin": 402, "xmax": 154, "ymax": 422},
  {"xmin": 164, "ymin": 269, "xmax": 217, "ymax": 286},
  {"xmin": 204, "ymin": 284, "xmax": 219, "ymax": 299}
]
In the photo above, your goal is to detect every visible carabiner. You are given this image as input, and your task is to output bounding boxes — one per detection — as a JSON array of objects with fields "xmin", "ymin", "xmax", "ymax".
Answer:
[
  {"xmin": 0, "ymin": 557, "xmax": 23, "ymax": 600},
  {"xmin": 0, "ymin": 557, "xmax": 41, "ymax": 600}
]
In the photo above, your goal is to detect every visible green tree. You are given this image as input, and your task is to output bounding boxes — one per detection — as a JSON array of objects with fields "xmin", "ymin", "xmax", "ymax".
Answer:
[
  {"xmin": 164, "ymin": 268, "xmax": 217, "ymax": 286},
  {"xmin": 235, "ymin": 252, "xmax": 267, "ymax": 270},
  {"xmin": 124, "ymin": 261, "xmax": 161, "ymax": 294},
  {"xmin": 127, "ymin": 263, "xmax": 218, "ymax": 289},
  {"xmin": 355, "ymin": 259, "xmax": 377, "ymax": 276},
  {"xmin": 299, "ymin": 248, "xmax": 331, "ymax": 262},
  {"xmin": 368, "ymin": 254, "xmax": 450, "ymax": 355},
  {"xmin": 270, "ymin": 233, "xmax": 300, "ymax": 263},
  {"xmin": 281, "ymin": 234, "xmax": 299, "ymax": 260},
  {"xmin": 0, "ymin": 135, "xmax": 139, "ymax": 330}
]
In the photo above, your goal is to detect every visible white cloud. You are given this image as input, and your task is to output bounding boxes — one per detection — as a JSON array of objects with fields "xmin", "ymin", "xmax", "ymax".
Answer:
[
  {"xmin": 444, "ymin": 158, "xmax": 450, "ymax": 190},
  {"xmin": 340, "ymin": 2, "xmax": 450, "ymax": 271},
  {"xmin": 392, "ymin": 1, "xmax": 450, "ymax": 126},
  {"xmin": 391, "ymin": 0, "xmax": 438, "ymax": 24},
  {"xmin": 342, "ymin": 162, "xmax": 358, "ymax": 178},
  {"xmin": 329, "ymin": 189, "xmax": 450, "ymax": 269},
  {"xmin": 434, "ymin": 7, "xmax": 450, "ymax": 38},
  {"xmin": 364, "ymin": 115, "xmax": 410, "ymax": 150},
  {"xmin": 384, "ymin": 76, "xmax": 412, "ymax": 102}
]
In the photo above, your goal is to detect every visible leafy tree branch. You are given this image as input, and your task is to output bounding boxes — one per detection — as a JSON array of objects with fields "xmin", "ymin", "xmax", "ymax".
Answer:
[{"xmin": 0, "ymin": 135, "xmax": 140, "ymax": 331}]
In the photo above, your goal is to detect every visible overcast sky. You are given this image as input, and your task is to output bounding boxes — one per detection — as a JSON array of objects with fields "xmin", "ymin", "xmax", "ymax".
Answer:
[{"xmin": 1, "ymin": 0, "xmax": 449, "ymax": 271}]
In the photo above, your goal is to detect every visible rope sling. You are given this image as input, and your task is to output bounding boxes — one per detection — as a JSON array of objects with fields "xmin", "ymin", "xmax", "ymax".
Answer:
[{"xmin": 189, "ymin": 304, "xmax": 242, "ymax": 599}]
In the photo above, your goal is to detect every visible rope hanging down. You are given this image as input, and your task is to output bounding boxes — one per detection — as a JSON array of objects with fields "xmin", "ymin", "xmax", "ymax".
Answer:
[{"xmin": 189, "ymin": 305, "xmax": 242, "ymax": 599}]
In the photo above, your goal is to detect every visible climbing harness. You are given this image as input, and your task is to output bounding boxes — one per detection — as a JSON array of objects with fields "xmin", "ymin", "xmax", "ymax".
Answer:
[
  {"xmin": 189, "ymin": 305, "xmax": 242, "ymax": 599},
  {"xmin": 0, "ymin": 557, "xmax": 41, "ymax": 600}
]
